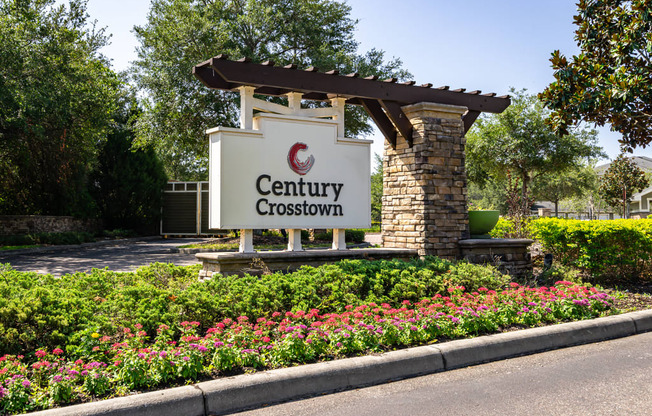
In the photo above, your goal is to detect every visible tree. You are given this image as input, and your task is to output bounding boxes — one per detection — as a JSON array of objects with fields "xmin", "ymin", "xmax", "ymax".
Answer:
[
  {"xmin": 539, "ymin": 0, "xmax": 652, "ymax": 151},
  {"xmin": 599, "ymin": 154, "xmax": 649, "ymax": 218},
  {"xmin": 132, "ymin": 0, "xmax": 410, "ymax": 180},
  {"xmin": 532, "ymin": 165, "xmax": 597, "ymax": 217},
  {"xmin": 370, "ymin": 153, "xmax": 382, "ymax": 223},
  {"xmin": 90, "ymin": 93, "xmax": 168, "ymax": 234},
  {"xmin": 0, "ymin": 0, "xmax": 120, "ymax": 216},
  {"xmin": 466, "ymin": 89, "xmax": 605, "ymax": 200}
]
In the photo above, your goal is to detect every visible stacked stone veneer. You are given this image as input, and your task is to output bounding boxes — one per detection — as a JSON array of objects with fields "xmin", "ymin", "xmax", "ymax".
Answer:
[
  {"xmin": 458, "ymin": 239, "xmax": 533, "ymax": 277},
  {"xmin": 382, "ymin": 102, "xmax": 469, "ymax": 258},
  {"xmin": 0, "ymin": 215, "xmax": 101, "ymax": 236}
]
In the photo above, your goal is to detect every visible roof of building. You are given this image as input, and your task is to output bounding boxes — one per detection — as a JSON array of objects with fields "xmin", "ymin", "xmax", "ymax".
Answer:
[{"xmin": 595, "ymin": 156, "xmax": 652, "ymax": 175}]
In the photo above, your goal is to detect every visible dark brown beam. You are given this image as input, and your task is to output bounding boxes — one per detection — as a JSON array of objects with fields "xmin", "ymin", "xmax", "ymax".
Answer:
[
  {"xmin": 380, "ymin": 100, "xmax": 414, "ymax": 146},
  {"xmin": 197, "ymin": 58, "xmax": 511, "ymax": 113},
  {"xmin": 463, "ymin": 110, "xmax": 481, "ymax": 133},
  {"xmin": 360, "ymin": 98, "xmax": 397, "ymax": 148},
  {"xmin": 192, "ymin": 66, "xmax": 234, "ymax": 90}
]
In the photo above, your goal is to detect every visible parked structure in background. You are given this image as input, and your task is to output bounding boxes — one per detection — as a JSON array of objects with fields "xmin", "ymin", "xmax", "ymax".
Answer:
[
  {"xmin": 629, "ymin": 186, "xmax": 652, "ymax": 219},
  {"xmin": 161, "ymin": 182, "xmax": 215, "ymax": 236}
]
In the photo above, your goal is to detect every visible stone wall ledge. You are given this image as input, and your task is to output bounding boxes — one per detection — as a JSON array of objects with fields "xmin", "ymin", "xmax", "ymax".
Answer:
[
  {"xmin": 458, "ymin": 238, "xmax": 534, "ymax": 249},
  {"xmin": 197, "ymin": 248, "xmax": 418, "ymax": 277}
]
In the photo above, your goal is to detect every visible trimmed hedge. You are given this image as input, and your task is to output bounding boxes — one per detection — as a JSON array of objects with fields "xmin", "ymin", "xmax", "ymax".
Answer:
[
  {"xmin": 528, "ymin": 218, "xmax": 652, "ymax": 281},
  {"xmin": 314, "ymin": 229, "xmax": 365, "ymax": 243}
]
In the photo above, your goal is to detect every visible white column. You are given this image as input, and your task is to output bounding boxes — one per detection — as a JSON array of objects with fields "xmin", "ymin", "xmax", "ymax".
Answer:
[
  {"xmin": 239, "ymin": 229, "xmax": 254, "ymax": 253},
  {"xmin": 238, "ymin": 86, "xmax": 256, "ymax": 130},
  {"xmin": 238, "ymin": 86, "xmax": 256, "ymax": 249},
  {"xmin": 287, "ymin": 92, "xmax": 303, "ymax": 114},
  {"xmin": 330, "ymin": 97, "xmax": 346, "ymax": 137},
  {"xmin": 287, "ymin": 229, "xmax": 303, "ymax": 251},
  {"xmin": 332, "ymin": 229, "xmax": 347, "ymax": 250}
]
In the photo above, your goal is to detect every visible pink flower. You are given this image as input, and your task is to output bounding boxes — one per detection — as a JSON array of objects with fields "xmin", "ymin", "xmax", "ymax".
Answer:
[
  {"xmin": 53, "ymin": 348, "xmax": 63, "ymax": 355},
  {"xmin": 35, "ymin": 350, "xmax": 47, "ymax": 358}
]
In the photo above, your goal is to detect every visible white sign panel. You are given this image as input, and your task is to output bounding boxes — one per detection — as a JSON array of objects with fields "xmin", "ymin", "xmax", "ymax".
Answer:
[{"xmin": 208, "ymin": 114, "xmax": 371, "ymax": 229}]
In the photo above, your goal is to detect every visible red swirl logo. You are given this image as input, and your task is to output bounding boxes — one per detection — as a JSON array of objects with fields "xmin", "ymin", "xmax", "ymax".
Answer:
[{"xmin": 287, "ymin": 142, "xmax": 314, "ymax": 175}]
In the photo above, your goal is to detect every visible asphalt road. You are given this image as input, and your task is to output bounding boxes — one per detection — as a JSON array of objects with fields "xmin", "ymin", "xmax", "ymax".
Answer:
[
  {"xmin": 237, "ymin": 332, "xmax": 652, "ymax": 416},
  {"xmin": 0, "ymin": 238, "xmax": 206, "ymax": 276}
]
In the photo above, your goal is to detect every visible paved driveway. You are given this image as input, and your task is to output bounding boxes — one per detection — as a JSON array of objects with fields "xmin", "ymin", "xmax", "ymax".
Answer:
[
  {"xmin": 238, "ymin": 331, "xmax": 652, "ymax": 416},
  {"xmin": 0, "ymin": 238, "xmax": 206, "ymax": 277}
]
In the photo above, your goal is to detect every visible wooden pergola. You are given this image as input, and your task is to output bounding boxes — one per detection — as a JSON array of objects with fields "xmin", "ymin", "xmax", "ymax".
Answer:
[{"xmin": 193, "ymin": 55, "xmax": 510, "ymax": 147}]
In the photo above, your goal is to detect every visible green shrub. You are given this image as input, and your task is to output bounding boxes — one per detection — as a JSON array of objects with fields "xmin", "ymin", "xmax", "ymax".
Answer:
[
  {"xmin": 312, "ymin": 229, "xmax": 365, "ymax": 243},
  {"xmin": 0, "ymin": 257, "xmax": 511, "ymax": 356},
  {"xmin": 536, "ymin": 264, "xmax": 583, "ymax": 286},
  {"xmin": 529, "ymin": 218, "xmax": 652, "ymax": 282},
  {"xmin": 447, "ymin": 262, "xmax": 510, "ymax": 291},
  {"xmin": 489, "ymin": 217, "xmax": 516, "ymax": 238}
]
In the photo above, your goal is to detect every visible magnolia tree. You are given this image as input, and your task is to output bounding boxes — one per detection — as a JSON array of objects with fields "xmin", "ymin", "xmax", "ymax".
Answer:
[
  {"xmin": 540, "ymin": 0, "xmax": 652, "ymax": 151},
  {"xmin": 599, "ymin": 154, "xmax": 649, "ymax": 218}
]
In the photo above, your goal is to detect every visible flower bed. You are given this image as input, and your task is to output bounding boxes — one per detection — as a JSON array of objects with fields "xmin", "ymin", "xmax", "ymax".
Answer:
[{"xmin": 0, "ymin": 282, "xmax": 616, "ymax": 414}]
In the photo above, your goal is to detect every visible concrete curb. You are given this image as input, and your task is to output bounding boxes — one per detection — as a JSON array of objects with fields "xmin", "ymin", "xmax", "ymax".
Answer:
[
  {"xmin": 1, "ymin": 236, "xmax": 161, "ymax": 257},
  {"xmin": 26, "ymin": 309, "xmax": 652, "ymax": 416},
  {"xmin": 27, "ymin": 385, "xmax": 205, "ymax": 416}
]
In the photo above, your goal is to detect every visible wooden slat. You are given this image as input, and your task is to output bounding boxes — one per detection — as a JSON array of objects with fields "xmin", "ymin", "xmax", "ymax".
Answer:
[
  {"xmin": 195, "ymin": 58, "xmax": 511, "ymax": 113},
  {"xmin": 360, "ymin": 98, "xmax": 397, "ymax": 147},
  {"xmin": 192, "ymin": 66, "xmax": 233, "ymax": 90},
  {"xmin": 463, "ymin": 110, "xmax": 481, "ymax": 133},
  {"xmin": 380, "ymin": 100, "xmax": 414, "ymax": 146}
]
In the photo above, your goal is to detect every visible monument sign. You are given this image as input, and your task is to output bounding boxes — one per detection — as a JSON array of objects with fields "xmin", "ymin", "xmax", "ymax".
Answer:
[{"xmin": 208, "ymin": 113, "xmax": 371, "ymax": 230}]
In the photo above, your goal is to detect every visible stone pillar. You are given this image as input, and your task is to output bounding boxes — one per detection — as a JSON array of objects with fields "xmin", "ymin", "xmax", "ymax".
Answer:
[{"xmin": 381, "ymin": 102, "xmax": 469, "ymax": 258}]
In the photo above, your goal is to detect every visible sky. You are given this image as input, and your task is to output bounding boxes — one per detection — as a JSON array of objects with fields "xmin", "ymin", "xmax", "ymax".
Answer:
[{"xmin": 85, "ymin": 0, "xmax": 652, "ymax": 165}]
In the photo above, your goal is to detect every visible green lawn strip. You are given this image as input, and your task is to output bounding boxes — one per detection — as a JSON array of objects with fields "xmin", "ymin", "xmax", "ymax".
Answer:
[{"xmin": 0, "ymin": 245, "xmax": 39, "ymax": 251}]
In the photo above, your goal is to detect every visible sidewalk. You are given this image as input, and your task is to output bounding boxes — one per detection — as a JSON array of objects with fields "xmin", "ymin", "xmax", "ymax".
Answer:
[{"xmin": 29, "ymin": 309, "xmax": 652, "ymax": 416}]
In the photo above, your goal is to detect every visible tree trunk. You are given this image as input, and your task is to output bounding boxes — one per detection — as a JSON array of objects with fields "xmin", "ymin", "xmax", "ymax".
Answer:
[
  {"xmin": 521, "ymin": 173, "xmax": 530, "ymax": 215},
  {"xmin": 623, "ymin": 186, "xmax": 627, "ymax": 219},
  {"xmin": 554, "ymin": 200, "xmax": 559, "ymax": 217}
]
